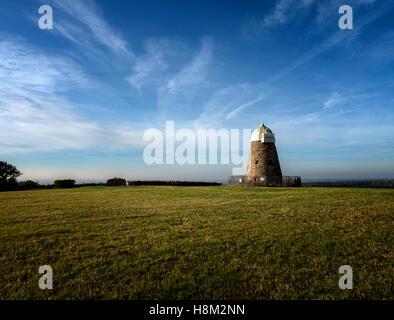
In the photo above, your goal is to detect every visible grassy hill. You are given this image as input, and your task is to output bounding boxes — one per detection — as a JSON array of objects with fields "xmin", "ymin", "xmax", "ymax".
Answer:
[{"xmin": 0, "ymin": 186, "xmax": 392, "ymax": 299}]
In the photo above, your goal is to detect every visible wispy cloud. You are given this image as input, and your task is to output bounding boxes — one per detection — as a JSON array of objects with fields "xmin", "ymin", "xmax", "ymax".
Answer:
[
  {"xmin": 127, "ymin": 42, "xmax": 168, "ymax": 90},
  {"xmin": 262, "ymin": 0, "xmax": 314, "ymax": 29},
  {"xmin": 195, "ymin": 0, "xmax": 394, "ymax": 129},
  {"xmin": 242, "ymin": 0, "xmax": 394, "ymax": 94},
  {"xmin": 226, "ymin": 95, "xmax": 266, "ymax": 119},
  {"xmin": 323, "ymin": 92, "xmax": 346, "ymax": 109},
  {"xmin": 0, "ymin": 37, "xmax": 142, "ymax": 154},
  {"xmin": 316, "ymin": 0, "xmax": 379, "ymax": 24},
  {"xmin": 194, "ymin": 83, "xmax": 269, "ymax": 128},
  {"xmin": 165, "ymin": 38, "xmax": 212, "ymax": 93},
  {"xmin": 50, "ymin": 0, "xmax": 132, "ymax": 58},
  {"xmin": 157, "ymin": 37, "xmax": 213, "ymax": 116},
  {"xmin": 126, "ymin": 38, "xmax": 187, "ymax": 91},
  {"xmin": 244, "ymin": 0, "xmax": 384, "ymax": 37},
  {"xmin": 0, "ymin": 37, "xmax": 89, "ymax": 93},
  {"xmin": 241, "ymin": 0, "xmax": 315, "ymax": 37}
]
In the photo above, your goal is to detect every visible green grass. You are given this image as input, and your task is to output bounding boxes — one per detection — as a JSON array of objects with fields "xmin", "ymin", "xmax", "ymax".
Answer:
[{"xmin": 0, "ymin": 186, "xmax": 393, "ymax": 299}]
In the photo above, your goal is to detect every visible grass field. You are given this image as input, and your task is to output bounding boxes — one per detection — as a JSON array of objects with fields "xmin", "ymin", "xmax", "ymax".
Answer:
[{"xmin": 0, "ymin": 186, "xmax": 393, "ymax": 299}]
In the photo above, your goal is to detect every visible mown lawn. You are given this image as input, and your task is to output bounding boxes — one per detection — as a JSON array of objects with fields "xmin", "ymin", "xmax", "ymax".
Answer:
[{"xmin": 0, "ymin": 186, "xmax": 392, "ymax": 299}]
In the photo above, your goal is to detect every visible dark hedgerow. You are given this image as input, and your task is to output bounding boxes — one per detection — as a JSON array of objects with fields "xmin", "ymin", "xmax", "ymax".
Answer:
[
  {"xmin": 54, "ymin": 179, "xmax": 76, "ymax": 188},
  {"xmin": 127, "ymin": 180, "xmax": 221, "ymax": 186},
  {"xmin": 106, "ymin": 177, "xmax": 127, "ymax": 186},
  {"xmin": 18, "ymin": 180, "xmax": 39, "ymax": 189}
]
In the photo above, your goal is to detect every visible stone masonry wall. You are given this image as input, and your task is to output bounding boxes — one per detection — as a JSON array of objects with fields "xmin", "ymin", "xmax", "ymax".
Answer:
[{"xmin": 245, "ymin": 141, "xmax": 282, "ymax": 186}]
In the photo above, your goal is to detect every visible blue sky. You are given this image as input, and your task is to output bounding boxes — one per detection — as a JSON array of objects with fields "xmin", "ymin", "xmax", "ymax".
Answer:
[{"xmin": 0, "ymin": 0, "xmax": 393, "ymax": 182}]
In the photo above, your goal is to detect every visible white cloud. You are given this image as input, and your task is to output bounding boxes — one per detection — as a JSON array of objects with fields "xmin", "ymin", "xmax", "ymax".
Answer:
[
  {"xmin": 0, "ymin": 38, "xmax": 89, "ymax": 93},
  {"xmin": 50, "ymin": 0, "xmax": 132, "ymax": 58},
  {"xmin": 195, "ymin": 0, "xmax": 393, "ymax": 130},
  {"xmin": 255, "ymin": 0, "xmax": 394, "ymax": 91},
  {"xmin": 323, "ymin": 92, "xmax": 346, "ymax": 109},
  {"xmin": 0, "ymin": 37, "xmax": 142, "ymax": 154},
  {"xmin": 157, "ymin": 37, "xmax": 213, "ymax": 114},
  {"xmin": 245, "ymin": 0, "xmax": 383, "ymax": 37},
  {"xmin": 127, "ymin": 45, "xmax": 167, "ymax": 90},
  {"xmin": 226, "ymin": 95, "xmax": 267, "ymax": 120},
  {"xmin": 165, "ymin": 37, "xmax": 212, "ymax": 93},
  {"xmin": 194, "ymin": 83, "xmax": 269, "ymax": 128},
  {"xmin": 126, "ymin": 38, "xmax": 187, "ymax": 90},
  {"xmin": 260, "ymin": 0, "xmax": 314, "ymax": 30},
  {"xmin": 316, "ymin": 0, "xmax": 380, "ymax": 24}
]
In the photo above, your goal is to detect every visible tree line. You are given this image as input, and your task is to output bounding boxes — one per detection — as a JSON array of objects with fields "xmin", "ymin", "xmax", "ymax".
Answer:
[{"xmin": 0, "ymin": 161, "xmax": 221, "ymax": 191}]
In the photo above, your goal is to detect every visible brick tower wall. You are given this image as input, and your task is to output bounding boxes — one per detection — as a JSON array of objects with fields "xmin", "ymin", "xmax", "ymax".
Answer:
[{"xmin": 245, "ymin": 141, "xmax": 282, "ymax": 186}]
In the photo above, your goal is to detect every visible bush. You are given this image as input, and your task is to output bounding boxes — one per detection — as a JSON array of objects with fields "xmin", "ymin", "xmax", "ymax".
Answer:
[
  {"xmin": 19, "ymin": 180, "xmax": 39, "ymax": 189},
  {"xmin": 106, "ymin": 178, "xmax": 127, "ymax": 186},
  {"xmin": 54, "ymin": 179, "xmax": 76, "ymax": 188}
]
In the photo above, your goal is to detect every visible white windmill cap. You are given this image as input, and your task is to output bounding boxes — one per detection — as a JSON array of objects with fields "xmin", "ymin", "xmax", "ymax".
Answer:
[{"xmin": 251, "ymin": 122, "xmax": 274, "ymax": 142}]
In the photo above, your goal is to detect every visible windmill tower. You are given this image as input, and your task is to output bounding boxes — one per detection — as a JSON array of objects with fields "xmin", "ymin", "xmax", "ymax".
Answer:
[{"xmin": 245, "ymin": 122, "xmax": 282, "ymax": 186}]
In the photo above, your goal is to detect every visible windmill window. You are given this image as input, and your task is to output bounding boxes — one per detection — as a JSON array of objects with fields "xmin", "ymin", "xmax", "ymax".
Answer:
[{"xmin": 255, "ymin": 160, "xmax": 259, "ymax": 164}]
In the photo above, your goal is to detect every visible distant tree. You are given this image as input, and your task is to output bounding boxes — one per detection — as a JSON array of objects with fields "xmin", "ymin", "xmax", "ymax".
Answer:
[
  {"xmin": 0, "ymin": 161, "xmax": 22, "ymax": 190},
  {"xmin": 19, "ymin": 180, "xmax": 39, "ymax": 189},
  {"xmin": 54, "ymin": 179, "xmax": 76, "ymax": 188},
  {"xmin": 106, "ymin": 178, "xmax": 127, "ymax": 186}
]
